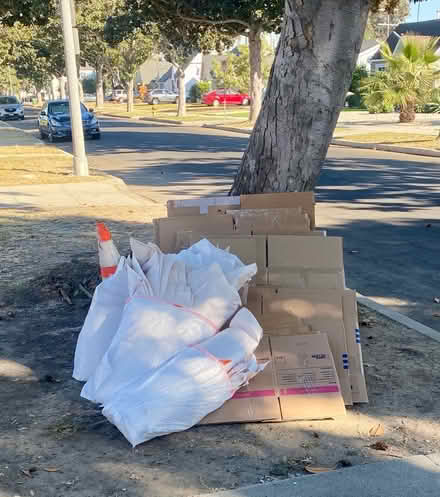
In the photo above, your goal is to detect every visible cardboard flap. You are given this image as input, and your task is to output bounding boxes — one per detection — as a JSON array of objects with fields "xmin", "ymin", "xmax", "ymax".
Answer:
[
  {"xmin": 267, "ymin": 235, "xmax": 343, "ymax": 269},
  {"xmin": 240, "ymin": 192, "xmax": 315, "ymax": 228}
]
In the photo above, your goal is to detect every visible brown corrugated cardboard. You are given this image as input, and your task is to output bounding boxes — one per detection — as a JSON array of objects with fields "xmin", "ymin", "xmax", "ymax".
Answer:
[
  {"xmin": 200, "ymin": 336, "xmax": 280, "ymax": 424},
  {"xmin": 271, "ymin": 334, "xmax": 346, "ymax": 420},
  {"xmin": 343, "ymin": 290, "xmax": 368, "ymax": 403},
  {"xmin": 247, "ymin": 287, "xmax": 353, "ymax": 406},
  {"xmin": 167, "ymin": 196, "xmax": 240, "ymax": 217},
  {"xmin": 201, "ymin": 334, "xmax": 345, "ymax": 425},
  {"xmin": 154, "ymin": 215, "xmax": 234, "ymax": 253},
  {"xmin": 267, "ymin": 235, "xmax": 343, "ymax": 269},
  {"xmin": 241, "ymin": 192, "xmax": 315, "ymax": 228},
  {"xmin": 167, "ymin": 192, "xmax": 315, "ymax": 228},
  {"xmin": 266, "ymin": 235, "xmax": 345, "ymax": 289},
  {"xmin": 230, "ymin": 208, "xmax": 310, "ymax": 234}
]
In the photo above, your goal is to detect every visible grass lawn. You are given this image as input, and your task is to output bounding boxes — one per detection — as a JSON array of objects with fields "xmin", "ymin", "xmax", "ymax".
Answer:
[
  {"xmin": 334, "ymin": 131, "xmax": 440, "ymax": 149},
  {"xmin": 341, "ymin": 108, "xmax": 368, "ymax": 112},
  {"xmin": 95, "ymin": 102, "xmax": 251, "ymax": 122},
  {"xmin": 0, "ymin": 145, "xmax": 109, "ymax": 186}
]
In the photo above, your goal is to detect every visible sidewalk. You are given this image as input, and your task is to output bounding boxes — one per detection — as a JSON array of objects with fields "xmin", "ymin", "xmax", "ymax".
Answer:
[
  {"xmin": 195, "ymin": 453, "xmax": 440, "ymax": 497},
  {"xmin": 0, "ymin": 120, "xmax": 44, "ymax": 146},
  {"xmin": 0, "ymin": 179, "xmax": 155, "ymax": 210},
  {"xmin": 0, "ymin": 120, "xmax": 158, "ymax": 209}
]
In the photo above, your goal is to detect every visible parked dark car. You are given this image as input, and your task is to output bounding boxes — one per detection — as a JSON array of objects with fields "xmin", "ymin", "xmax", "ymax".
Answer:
[
  {"xmin": 38, "ymin": 99, "xmax": 100, "ymax": 142},
  {"xmin": 202, "ymin": 89, "xmax": 250, "ymax": 106},
  {"xmin": 0, "ymin": 95, "xmax": 24, "ymax": 120}
]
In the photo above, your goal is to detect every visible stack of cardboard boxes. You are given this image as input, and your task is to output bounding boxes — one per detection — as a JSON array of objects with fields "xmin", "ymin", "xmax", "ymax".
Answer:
[{"xmin": 153, "ymin": 192, "xmax": 368, "ymax": 424}]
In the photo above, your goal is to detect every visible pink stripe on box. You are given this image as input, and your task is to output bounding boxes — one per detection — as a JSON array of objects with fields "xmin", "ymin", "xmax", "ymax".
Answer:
[
  {"xmin": 232, "ymin": 389, "xmax": 276, "ymax": 399},
  {"xmin": 280, "ymin": 385, "xmax": 340, "ymax": 396}
]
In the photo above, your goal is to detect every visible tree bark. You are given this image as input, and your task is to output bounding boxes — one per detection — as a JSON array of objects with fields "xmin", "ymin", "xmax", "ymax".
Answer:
[
  {"xmin": 51, "ymin": 77, "xmax": 58, "ymax": 100},
  {"xmin": 248, "ymin": 25, "xmax": 262, "ymax": 123},
  {"xmin": 59, "ymin": 77, "xmax": 66, "ymax": 99},
  {"xmin": 127, "ymin": 77, "xmax": 134, "ymax": 113},
  {"xmin": 399, "ymin": 103, "xmax": 415, "ymax": 123},
  {"xmin": 96, "ymin": 63, "xmax": 104, "ymax": 108},
  {"xmin": 177, "ymin": 67, "xmax": 186, "ymax": 117},
  {"xmin": 231, "ymin": 0, "xmax": 370, "ymax": 194}
]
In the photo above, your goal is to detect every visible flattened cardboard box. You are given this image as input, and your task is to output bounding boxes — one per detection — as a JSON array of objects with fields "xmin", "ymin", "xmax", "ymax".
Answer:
[
  {"xmin": 201, "ymin": 333, "xmax": 345, "ymax": 425},
  {"xmin": 167, "ymin": 192, "xmax": 315, "ymax": 228},
  {"xmin": 343, "ymin": 290, "xmax": 368, "ymax": 403},
  {"xmin": 267, "ymin": 235, "xmax": 346, "ymax": 289},
  {"xmin": 155, "ymin": 210, "xmax": 313, "ymax": 253},
  {"xmin": 247, "ymin": 287, "xmax": 353, "ymax": 406}
]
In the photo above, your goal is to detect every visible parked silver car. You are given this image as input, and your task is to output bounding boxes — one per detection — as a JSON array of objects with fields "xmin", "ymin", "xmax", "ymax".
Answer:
[
  {"xmin": 0, "ymin": 96, "xmax": 24, "ymax": 120},
  {"xmin": 146, "ymin": 89, "xmax": 179, "ymax": 104}
]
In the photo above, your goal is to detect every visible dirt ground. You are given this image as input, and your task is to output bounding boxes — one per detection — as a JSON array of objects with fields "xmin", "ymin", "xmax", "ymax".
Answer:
[{"xmin": 1, "ymin": 205, "xmax": 440, "ymax": 497}]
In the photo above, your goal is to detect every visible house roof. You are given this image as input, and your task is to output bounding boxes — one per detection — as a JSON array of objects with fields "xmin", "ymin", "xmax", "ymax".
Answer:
[
  {"xmin": 371, "ymin": 31, "xmax": 401, "ymax": 61},
  {"xmin": 395, "ymin": 19, "xmax": 440, "ymax": 37}
]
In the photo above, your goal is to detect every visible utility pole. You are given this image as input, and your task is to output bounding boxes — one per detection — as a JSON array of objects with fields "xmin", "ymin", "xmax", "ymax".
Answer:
[{"xmin": 60, "ymin": 0, "xmax": 88, "ymax": 176}]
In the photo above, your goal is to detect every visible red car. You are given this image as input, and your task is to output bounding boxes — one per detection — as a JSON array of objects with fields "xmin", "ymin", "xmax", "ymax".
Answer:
[{"xmin": 202, "ymin": 89, "xmax": 251, "ymax": 106}]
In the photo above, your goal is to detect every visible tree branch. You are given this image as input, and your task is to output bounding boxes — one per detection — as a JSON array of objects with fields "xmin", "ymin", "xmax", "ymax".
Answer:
[{"xmin": 178, "ymin": 12, "xmax": 250, "ymax": 28}]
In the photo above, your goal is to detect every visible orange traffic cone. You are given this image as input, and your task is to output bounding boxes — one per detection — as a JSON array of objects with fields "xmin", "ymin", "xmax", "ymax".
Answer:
[{"xmin": 96, "ymin": 222, "xmax": 120, "ymax": 279}]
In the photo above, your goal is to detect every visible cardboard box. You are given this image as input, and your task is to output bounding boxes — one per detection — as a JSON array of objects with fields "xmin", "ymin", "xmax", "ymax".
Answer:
[
  {"xmin": 247, "ymin": 287, "xmax": 353, "ymax": 406},
  {"xmin": 200, "ymin": 333, "xmax": 346, "ymax": 425},
  {"xmin": 166, "ymin": 192, "xmax": 315, "ymax": 228}
]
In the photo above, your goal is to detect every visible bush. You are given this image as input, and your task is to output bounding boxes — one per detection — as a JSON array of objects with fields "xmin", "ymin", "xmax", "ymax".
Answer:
[
  {"xmin": 189, "ymin": 80, "xmax": 212, "ymax": 103},
  {"xmin": 82, "ymin": 77, "xmax": 96, "ymax": 94},
  {"xmin": 347, "ymin": 94, "xmax": 363, "ymax": 108},
  {"xmin": 366, "ymin": 102, "xmax": 394, "ymax": 114}
]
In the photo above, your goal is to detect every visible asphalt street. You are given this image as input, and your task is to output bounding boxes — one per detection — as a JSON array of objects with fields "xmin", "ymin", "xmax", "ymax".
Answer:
[{"xmin": 15, "ymin": 108, "xmax": 440, "ymax": 330}]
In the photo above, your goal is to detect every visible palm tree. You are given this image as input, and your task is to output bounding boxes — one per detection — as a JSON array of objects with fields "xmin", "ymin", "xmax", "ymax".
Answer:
[{"xmin": 362, "ymin": 37, "xmax": 440, "ymax": 123}]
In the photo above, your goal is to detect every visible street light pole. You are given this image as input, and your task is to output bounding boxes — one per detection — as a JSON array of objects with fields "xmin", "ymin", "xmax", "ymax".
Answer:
[{"xmin": 60, "ymin": 0, "xmax": 88, "ymax": 176}]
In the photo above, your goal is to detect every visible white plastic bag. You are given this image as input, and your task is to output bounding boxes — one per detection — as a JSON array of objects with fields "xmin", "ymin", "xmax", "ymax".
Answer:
[
  {"xmin": 102, "ymin": 308, "xmax": 264, "ymax": 446},
  {"xmin": 73, "ymin": 257, "xmax": 148, "ymax": 381}
]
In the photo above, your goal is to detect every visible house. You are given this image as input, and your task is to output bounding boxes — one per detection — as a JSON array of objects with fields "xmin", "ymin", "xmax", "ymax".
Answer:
[
  {"xmin": 370, "ymin": 19, "xmax": 440, "ymax": 73},
  {"xmin": 357, "ymin": 39, "xmax": 380, "ymax": 71},
  {"xmin": 136, "ymin": 53, "xmax": 202, "ymax": 96}
]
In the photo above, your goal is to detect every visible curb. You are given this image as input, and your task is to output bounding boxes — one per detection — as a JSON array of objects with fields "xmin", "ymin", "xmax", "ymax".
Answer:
[
  {"xmin": 192, "ymin": 453, "xmax": 440, "ymax": 497},
  {"xmin": 331, "ymin": 139, "xmax": 440, "ymax": 158},
  {"xmin": 203, "ymin": 124, "xmax": 252, "ymax": 134},
  {"xmin": 201, "ymin": 126, "xmax": 440, "ymax": 159},
  {"xmin": 357, "ymin": 293, "xmax": 440, "ymax": 343}
]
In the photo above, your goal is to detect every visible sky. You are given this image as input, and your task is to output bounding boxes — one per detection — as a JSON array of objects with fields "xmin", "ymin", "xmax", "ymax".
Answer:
[{"xmin": 407, "ymin": 0, "xmax": 439, "ymax": 22}]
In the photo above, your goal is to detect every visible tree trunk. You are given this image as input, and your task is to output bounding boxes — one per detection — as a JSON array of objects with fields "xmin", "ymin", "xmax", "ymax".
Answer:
[
  {"xmin": 127, "ymin": 77, "xmax": 134, "ymax": 113},
  {"xmin": 399, "ymin": 103, "xmax": 415, "ymax": 123},
  {"xmin": 36, "ymin": 91, "xmax": 43, "ymax": 106},
  {"xmin": 248, "ymin": 25, "xmax": 263, "ymax": 124},
  {"xmin": 96, "ymin": 64, "xmax": 104, "ymax": 108},
  {"xmin": 177, "ymin": 68, "xmax": 186, "ymax": 117},
  {"xmin": 59, "ymin": 77, "xmax": 66, "ymax": 99},
  {"xmin": 231, "ymin": 0, "xmax": 370, "ymax": 194},
  {"xmin": 51, "ymin": 77, "xmax": 58, "ymax": 100}
]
